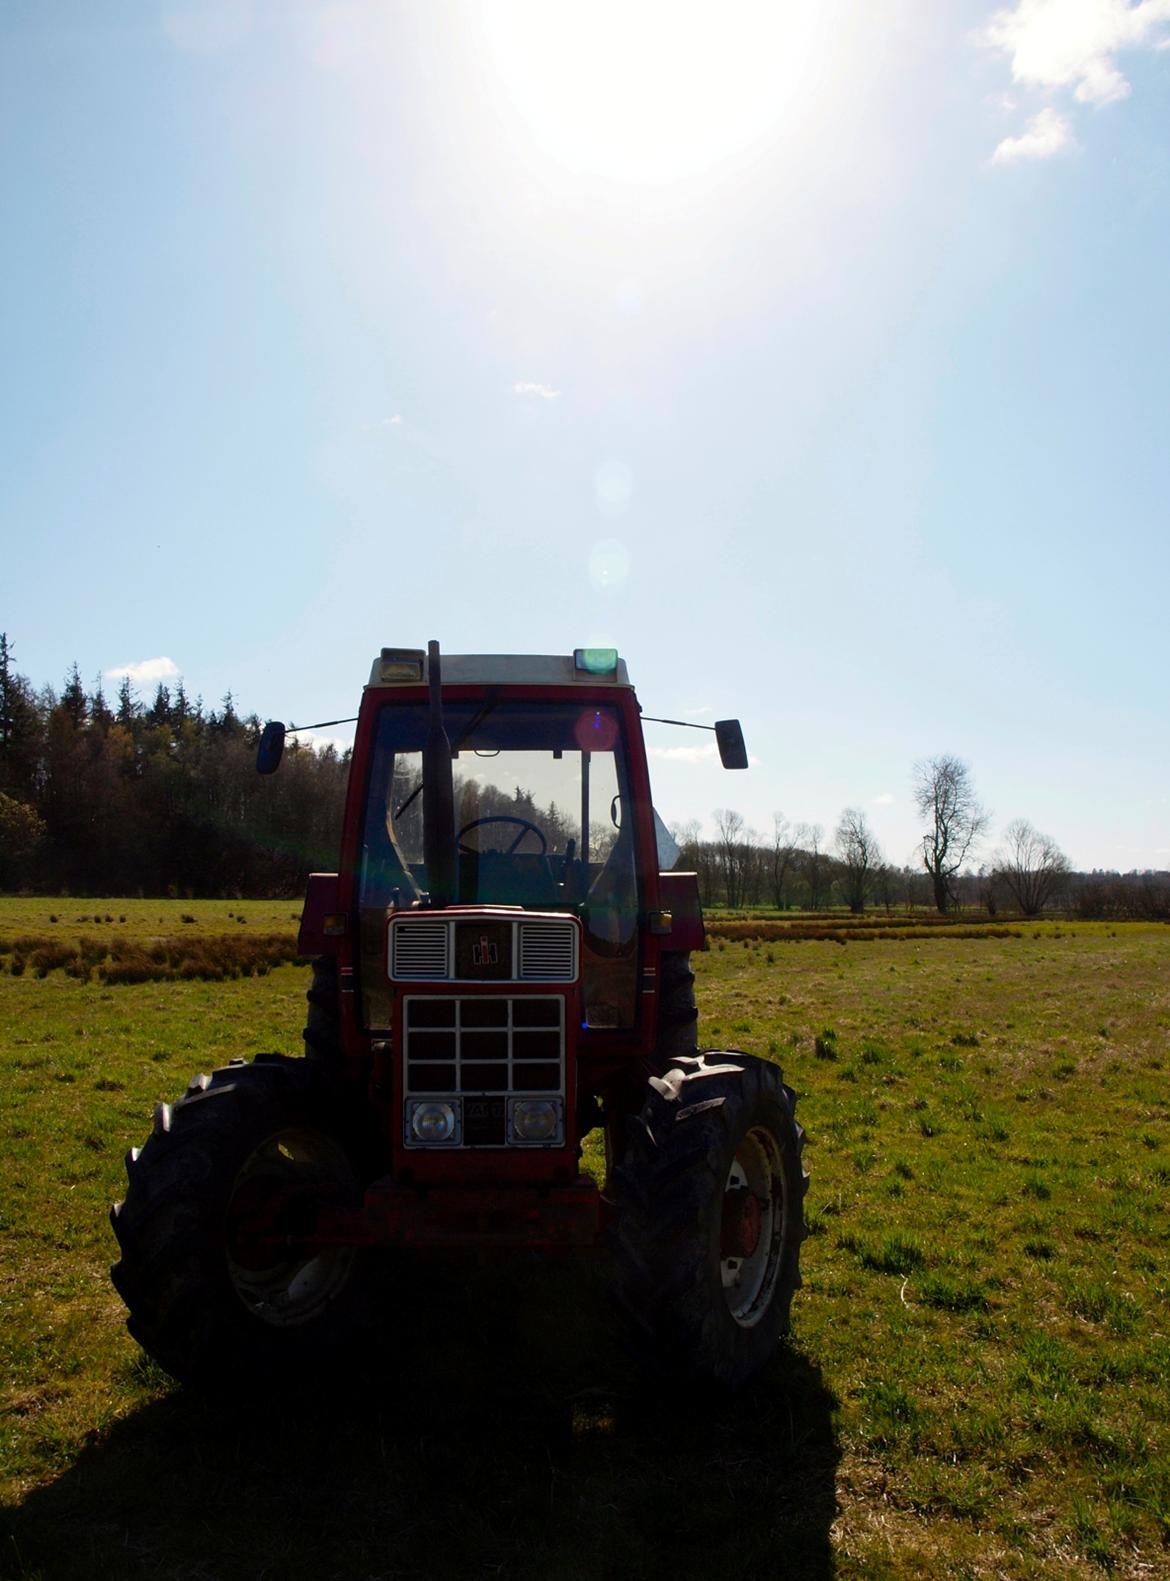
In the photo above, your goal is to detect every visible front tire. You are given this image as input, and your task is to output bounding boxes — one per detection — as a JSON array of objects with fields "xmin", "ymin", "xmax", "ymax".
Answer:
[
  {"xmin": 611, "ymin": 1052, "xmax": 807, "ymax": 1387},
  {"xmin": 111, "ymin": 1054, "xmax": 367, "ymax": 1388}
]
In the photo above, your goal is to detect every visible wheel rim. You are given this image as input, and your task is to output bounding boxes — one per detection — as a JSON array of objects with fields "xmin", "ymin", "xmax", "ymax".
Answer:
[
  {"xmin": 720, "ymin": 1125, "xmax": 786, "ymax": 1327},
  {"xmin": 225, "ymin": 1128, "xmax": 357, "ymax": 1328}
]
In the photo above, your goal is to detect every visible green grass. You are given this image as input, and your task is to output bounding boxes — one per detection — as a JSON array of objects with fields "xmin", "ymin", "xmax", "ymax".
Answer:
[
  {"xmin": 2, "ymin": 917, "xmax": 1169, "ymax": 1579},
  {"xmin": 0, "ymin": 896, "xmax": 303, "ymax": 940}
]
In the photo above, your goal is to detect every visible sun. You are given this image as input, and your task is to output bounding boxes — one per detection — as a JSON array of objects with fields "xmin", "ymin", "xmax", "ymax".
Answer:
[{"xmin": 479, "ymin": 0, "xmax": 825, "ymax": 185}]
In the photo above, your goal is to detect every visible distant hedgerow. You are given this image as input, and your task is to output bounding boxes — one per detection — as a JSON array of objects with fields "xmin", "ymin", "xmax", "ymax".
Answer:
[{"xmin": 0, "ymin": 931, "xmax": 306, "ymax": 984}]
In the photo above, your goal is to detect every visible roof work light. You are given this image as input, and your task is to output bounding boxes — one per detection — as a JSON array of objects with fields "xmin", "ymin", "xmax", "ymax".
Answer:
[{"xmin": 573, "ymin": 648, "xmax": 619, "ymax": 675}]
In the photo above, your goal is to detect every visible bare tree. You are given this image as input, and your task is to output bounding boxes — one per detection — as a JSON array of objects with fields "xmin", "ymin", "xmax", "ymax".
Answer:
[
  {"xmin": 672, "ymin": 818, "xmax": 718, "ymax": 905},
  {"xmin": 835, "ymin": 807, "xmax": 882, "ymax": 914},
  {"xmin": 799, "ymin": 822, "xmax": 827, "ymax": 911},
  {"xmin": 994, "ymin": 819, "xmax": 1070, "ymax": 916},
  {"xmin": 714, "ymin": 807, "xmax": 746, "ymax": 909},
  {"xmin": 873, "ymin": 862, "xmax": 897, "ymax": 914},
  {"xmin": 975, "ymin": 865, "xmax": 1005, "ymax": 917},
  {"xmin": 913, "ymin": 754, "xmax": 990, "ymax": 914},
  {"xmin": 770, "ymin": 812, "xmax": 798, "ymax": 911},
  {"xmin": 741, "ymin": 825, "xmax": 765, "ymax": 907}
]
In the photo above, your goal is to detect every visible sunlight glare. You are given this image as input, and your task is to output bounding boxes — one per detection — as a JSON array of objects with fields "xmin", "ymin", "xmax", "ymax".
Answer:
[{"xmin": 481, "ymin": 0, "xmax": 823, "ymax": 184}]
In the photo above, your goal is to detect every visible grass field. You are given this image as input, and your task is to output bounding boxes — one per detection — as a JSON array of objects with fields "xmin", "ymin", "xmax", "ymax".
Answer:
[{"xmin": 1, "ymin": 906, "xmax": 1168, "ymax": 1579}]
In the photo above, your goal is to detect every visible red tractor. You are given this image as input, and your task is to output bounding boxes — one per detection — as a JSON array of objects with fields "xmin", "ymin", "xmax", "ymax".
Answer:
[{"xmin": 111, "ymin": 644, "xmax": 806, "ymax": 1387}]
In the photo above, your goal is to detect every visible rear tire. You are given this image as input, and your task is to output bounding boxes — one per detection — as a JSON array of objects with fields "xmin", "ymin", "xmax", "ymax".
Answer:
[
  {"xmin": 610, "ymin": 1052, "xmax": 807, "ymax": 1387},
  {"xmin": 303, "ymin": 956, "xmax": 343, "ymax": 1063},
  {"xmin": 655, "ymin": 951, "xmax": 699, "ymax": 1062},
  {"xmin": 111, "ymin": 1054, "xmax": 367, "ymax": 1389}
]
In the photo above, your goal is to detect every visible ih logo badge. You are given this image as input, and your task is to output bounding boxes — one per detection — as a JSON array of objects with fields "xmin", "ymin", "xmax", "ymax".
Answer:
[{"xmin": 472, "ymin": 934, "xmax": 499, "ymax": 968}]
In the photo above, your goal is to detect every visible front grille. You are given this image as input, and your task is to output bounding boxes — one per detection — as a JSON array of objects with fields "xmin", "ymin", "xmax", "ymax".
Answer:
[
  {"xmin": 390, "ymin": 917, "xmax": 577, "ymax": 982},
  {"xmin": 391, "ymin": 922, "xmax": 448, "ymax": 978},
  {"xmin": 518, "ymin": 922, "xmax": 576, "ymax": 979},
  {"xmin": 404, "ymin": 996, "xmax": 565, "ymax": 1150}
]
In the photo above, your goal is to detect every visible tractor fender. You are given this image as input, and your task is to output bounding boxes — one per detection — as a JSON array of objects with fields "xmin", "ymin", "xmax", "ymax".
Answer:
[
  {"xmin": 657, "ymin": 871, "xmax": 705, "ymax": 952},
  {"xmin": 298, "ymin": 872, "xmax": 342, "ymax": 956}
]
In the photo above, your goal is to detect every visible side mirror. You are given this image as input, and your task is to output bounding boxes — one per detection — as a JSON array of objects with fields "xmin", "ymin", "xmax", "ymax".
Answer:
[
  {"xmin": 715, "ymin": 719, "xmax": 748, "ymax": 770},
  {"xmin": 257, "ymin": 721, "xmax": 286, "ymax": 775}
]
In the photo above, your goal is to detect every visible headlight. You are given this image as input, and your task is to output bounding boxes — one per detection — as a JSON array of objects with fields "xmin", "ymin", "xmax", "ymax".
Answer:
[
  {"xmin": 408, "ymin": 1100, "xmax": 458, "ymax": 1144},
  {"xmin": 510, "ymin": 1099, "xmax": 562, "ymax": 1144}
]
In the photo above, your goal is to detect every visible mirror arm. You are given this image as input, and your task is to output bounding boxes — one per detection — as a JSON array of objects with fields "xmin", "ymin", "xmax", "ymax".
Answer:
[{"xmin": 641, "ymin": 714, "xmax": 748, "ymax": 770}]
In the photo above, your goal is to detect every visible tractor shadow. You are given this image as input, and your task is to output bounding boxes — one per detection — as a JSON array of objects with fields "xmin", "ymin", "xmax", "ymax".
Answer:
[{"xmin": 4, "ymin": 1258, "xmax": 839, "ymax": 1581}]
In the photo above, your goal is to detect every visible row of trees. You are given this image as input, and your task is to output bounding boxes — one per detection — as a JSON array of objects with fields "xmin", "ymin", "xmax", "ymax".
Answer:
[
  {"xmin": 1, "ymin": 639, "xmax": 1163, "ymax": 915},
  {"xmin": 672, "ymin": 805, "xmax": 1166, "ymax": 919},
  {"xmin": 670, "ymin": 754, "xmax": 1164, "ymax": 919},
  {"xmin": 667, "ymin": 747, "xmax": 1074, "ymax": 916},
  {"xmin": 0, "ymin": 637, "xmax": 347, "ymax": 896}
]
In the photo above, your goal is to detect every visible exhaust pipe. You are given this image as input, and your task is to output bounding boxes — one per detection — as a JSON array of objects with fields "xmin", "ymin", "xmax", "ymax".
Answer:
[{"xmin": 421, "ymin": 639, "xmax": 455, "ymax": 907}]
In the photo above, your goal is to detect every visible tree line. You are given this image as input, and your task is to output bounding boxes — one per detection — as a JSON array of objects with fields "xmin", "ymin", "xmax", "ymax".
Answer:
[
  {"xmin": 0, "ymin": 637, "xmax": 347, "ymax": 896},
  {"xmin": 670, "ymin": 814, "xmax": 1170, "ymax": 920},
  {"xmin": 668, "ymin": 755, "xmax": 1168, "ymax": 921},
  {"xmin": 1, "ymin": 638, "xmax": 1165, "ymax": 916}
]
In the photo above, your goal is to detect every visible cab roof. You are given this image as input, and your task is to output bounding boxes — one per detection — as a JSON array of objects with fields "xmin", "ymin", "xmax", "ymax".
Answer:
[{"xmin": 366, "ymin": 651, "xmax": 632, "ymax": 689}]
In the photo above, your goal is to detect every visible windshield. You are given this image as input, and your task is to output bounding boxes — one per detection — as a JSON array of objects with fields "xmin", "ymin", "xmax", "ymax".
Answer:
[{"xmin": 358, "ymin": 700, "xmax": 639, "ymax": 1030}]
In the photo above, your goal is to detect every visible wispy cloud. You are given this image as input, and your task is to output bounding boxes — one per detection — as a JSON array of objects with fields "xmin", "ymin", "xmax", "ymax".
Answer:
[
  {"xmin": 992, "ymin": 105, "xmax": 1075, "ymax": 161},
  {"xmin": 104, "ymin": 657, "xmax": 180, "ymax": 685},
  {"xmin": 648, "ymin": 742, "xmax": 720, "ymax": 765},
  {"xmin": 513, "ymin": 382, "xmax": 560, "ymax": 400},
  {"xmin": 982, "ymin": 0, "xmax": 1170, "ymax": 159},
  {"xmin": 647, "ymin": 742, "xmax": 760, "ymax": 768},
  {"xmin": 361, "ymin": 414, "xmax": 403, "ymax": 432},
  {"xmin": 872, "ymin": 792, "xmax": 896, "ymax": 806}
]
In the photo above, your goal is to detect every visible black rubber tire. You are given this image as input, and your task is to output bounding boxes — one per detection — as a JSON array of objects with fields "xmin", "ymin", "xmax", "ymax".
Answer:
[
  {"xmin": 110, "ymin": 1054, "xmax": 368, "ymax": 1389},
  {"xmin": 602, "ymin": 952, "xmax": 699, "ymax": 1179},
  {"xmin": 303, "ymin": 956, "xmax": 344, "ymax": 1063},
  {"xmin": 610, "ymin": 1051, "xmax": 807, "ymax": 1388},
  {"xmin": 655, "ymin": 951, "xmax": 699, "ymax": 1062}
]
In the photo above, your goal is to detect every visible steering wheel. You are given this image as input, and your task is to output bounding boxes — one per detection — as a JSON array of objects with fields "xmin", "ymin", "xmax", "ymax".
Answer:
[{"xmin": 457, "ymin": 815, "xmax": 548, "ymax": 856}]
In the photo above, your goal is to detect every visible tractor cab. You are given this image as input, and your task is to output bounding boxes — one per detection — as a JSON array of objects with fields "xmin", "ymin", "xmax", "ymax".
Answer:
[{"xmin": 355, "ymin": 677, "xmax": 643, "ymax": 1033}]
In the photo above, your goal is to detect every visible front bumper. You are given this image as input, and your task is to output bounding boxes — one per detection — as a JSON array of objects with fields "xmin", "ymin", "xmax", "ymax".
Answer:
[{"xmin": 304, "ymin": 1175, "xmax": 606, "ymax": 1251}]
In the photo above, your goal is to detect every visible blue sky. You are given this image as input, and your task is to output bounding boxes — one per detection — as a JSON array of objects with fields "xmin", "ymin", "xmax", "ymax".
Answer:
[{"xmin": 2, "ymin": 1, "xmax": 1168, "ymax": 872}]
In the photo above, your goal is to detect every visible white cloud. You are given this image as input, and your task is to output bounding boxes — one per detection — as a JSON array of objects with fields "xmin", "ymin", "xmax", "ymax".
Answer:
[
  {"xmin": 984, "ymin": 0, "xmax": 1170, "ymax": 100},
  {"xmin": 104, "ymin": 657, "xmax": 180, "ymax": 686},
  {"xmin": 872, "ymin": 792, "xmax": 896, "ymax": 806},
  {"xmin": 648, "ymin": 742, "xmax": 720, "ymax": 765},
  {"xmin": 992, "ymin": 105, "xmax": 1075, "ymax": 161},
  {"xmin": 647, "ymin": 742, "xmax": 761, "ymax": 767},
  {"xmin": 513, "ymin": 382, "xmax": 560, "ymax": 399},
  {"xmin": 982, "ymin": 1, "xmax": 1170, "ymax": 158},
  {"xmin": 361, "ymin": 414, "xmax": 403, "ymax": 432},
  {"xmin": 298, "ymin": 732, "xmax": 354, "ymax": 758}
]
